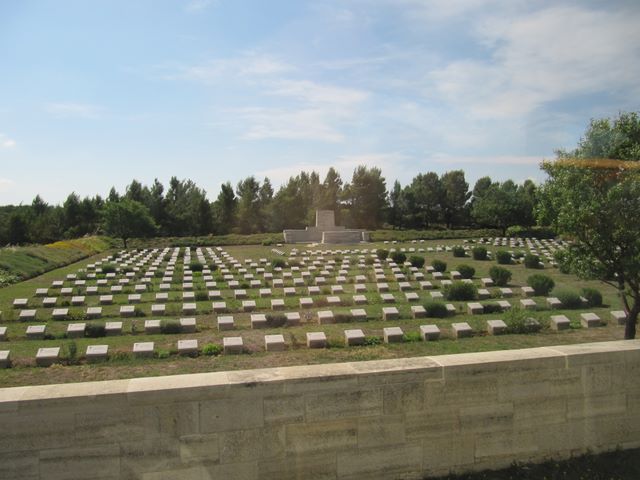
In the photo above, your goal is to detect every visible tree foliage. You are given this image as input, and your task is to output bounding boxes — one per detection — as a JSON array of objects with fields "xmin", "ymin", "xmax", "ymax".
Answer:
[{"xmin": 102, "ymin": 199, "xmax": 157, "ymax": 248}]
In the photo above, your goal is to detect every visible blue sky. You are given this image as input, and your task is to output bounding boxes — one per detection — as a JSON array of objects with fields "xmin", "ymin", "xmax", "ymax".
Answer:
[{"xmin": 1, "ymin": 0, "xmax": 639, "ymax": 204}]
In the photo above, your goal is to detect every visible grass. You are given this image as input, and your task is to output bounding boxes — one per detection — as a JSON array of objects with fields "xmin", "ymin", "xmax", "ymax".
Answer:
[
  {"xmin": 0, "ymin": 237, "xmax": 630, "ymax": 388},
  {"xmin": 0, "ymin": 236, "xmax": 115, "ymax": 286},
  {"xmin": 427, "ymin": 448, "xmax": 640, "ymax": 479}
]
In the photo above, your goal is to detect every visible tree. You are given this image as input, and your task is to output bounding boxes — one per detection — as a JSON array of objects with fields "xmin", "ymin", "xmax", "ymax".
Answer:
[
  {"xmin": 440, "ymin": 170, "xmax": 470, "ymax": 228},
  {"xmin": 387, "ymin": 181, "xmax": 403, "ymax": 228},
  {"xmin": 102, "ymin": 199, "xmax": 157, "ymax": 248},
  {"xmin": 539, "ymin": 111, "xmax": 640, "ymax": 339},
  {"xmin": 236, "ymin": 176, "xmax": 261, "ymax": 234},
  {"xmin": 408, "ymin": 172, "xmax": 442, "ymax": 228},
  {"xmin": 213, "ymin": 182, "xmax": 237, "ymax": 235},
  {"xmin": 344, "ymin": 166, "xmax": 387, "ymax": 229},
  {"xmin": 319, "ymin": 167, "xmax": 343, "ymax": 222}
]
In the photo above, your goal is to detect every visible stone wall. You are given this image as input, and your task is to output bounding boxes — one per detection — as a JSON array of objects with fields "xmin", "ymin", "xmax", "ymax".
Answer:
[{"xmin": 2, "ymin": 340, "xmax": 640, "ymax": 480}]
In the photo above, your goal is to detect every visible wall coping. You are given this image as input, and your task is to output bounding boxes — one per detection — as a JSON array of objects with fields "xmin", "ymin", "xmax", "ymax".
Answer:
[{"xmin": 1, "ymin": 340, "xmax": 639, "ymax": 405}]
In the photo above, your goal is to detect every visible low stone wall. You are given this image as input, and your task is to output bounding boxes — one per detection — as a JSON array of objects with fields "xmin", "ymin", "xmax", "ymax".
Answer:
[
  {"xmin": 322, "ymin": 230, "xmax": 368, "ymax": 243},
  {"xmin": 2, "ymin": 340, "xmax": 640, "ymax": 480}
]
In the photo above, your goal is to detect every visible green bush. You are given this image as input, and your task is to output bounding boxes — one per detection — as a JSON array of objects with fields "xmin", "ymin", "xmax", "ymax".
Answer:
[
  {"xmin": 202, "ymin": 343, "xmax": 222, "ymax": 356},
  {"xmin": 556, "ymin": 289, "xmax": 583, "ymax": 309},
  {"xmin": 452, "ymin": 246, "xmax": 466, "ymax": 257},
  {"xmin": 271, "ymin": 258, "xmax": 286, "ymax": 269},
  {"xmin": 189, "ymin": 261, "xmax": 203, "ymax": 272},
  {"xmin": 444, "ymin": 281, "xmax": 477, "ymax": 301},
  {"xmin": 365, "ymin": 257, "xmax": 375, "ymax": 265},
  {"xmin": 457, "ymin": 264, "xmax": 475, "ymax": 279},
  {"xmin": 424, "ymin": 301, "xmax": 448, "ymax": 318},
  {"xmin": 431, "ymin": 259, "xmax": 447, "ymax": 272},
  {"xmin": 85, "ymin": 322, "xmax": 106, "ymax": 338},
  {"xmin": 391, "ymin": 252, "xmax": 407, "ymax": 264},
  {"xmin": 495, "ymin": 250, "xmax": 512, "ymax": 264},
  {"xmin": 527, "ymin": 274, "xmax": 555, "ymax": 296},
  {"xmin": 101, "ymin": 263, "xmax": 116, "ymax": 274},
  {"xmin": 409, "ymin": 255, "xmax": 425, "ymax": 268},
  {"xmin": 472, "ymin": 246, "xmax": 488, "ymax": 260},
  {"xmin": 160, "ymin": 319, "xmax": 182, "ymax": 334},
  {"xmin": 266, "ymin": 314, "xmax": 287, "ymax": 328},
  {"xmin": 506, "ymin": 225, "xmax": 556, "ymax": 239},
  {"xmin": 524, "ymin": 254, "xmax": 542, "ymax": 269},
  {"xmin": 262, "ymin": 239, "xmax": 272, "ymax": 246},
  {"xmin": 403, "ymin": 332, "xmax": 422, "ymax": 342},
  {"xmin": 376, "ymin": 248, "xmax": 389, "ymax": 261},
  {"xmin": 364, "ymin": 336, "xmax": 383, "ymax": 346},
  {"xmin": 489, "ymin": 266, "xmax": 512, "ymax": 286},
  {"xmin": 482, "ymin": 303, "xmax": 503, "ymax": 314},
  {"xmin": 64, "ymin": 340, "xmax": 78, "ymax": 362},
  {"xmin": 582, "ymin": 287, "xmax": 603, "ymax": 307},
  {"xmin": 156, "ymin": 349, "xmax": 171, "ymax": 359},
  {"xmin": 503, "ymin": 307, "xmax": 542, "ymax": 334}
]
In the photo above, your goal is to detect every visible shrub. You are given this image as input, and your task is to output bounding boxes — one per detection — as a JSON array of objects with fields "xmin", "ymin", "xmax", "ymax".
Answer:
[
  {"xmin": 431, "ymin": 259, "xmax": 447, "ymax": 272},
  {"xmin": 444, "ymin": 281, "xmax": 477, "ymax": 301},
  {"xmin": 208, "ymin": 264, "xmax": 218, "ymax": 271},
  {"xmin": 195, "ymin": 291, "xmax": 208, "ymax": 301},
  {"xmin": 524, "ymin": 254, "xmax": 542, "ymax": 269},
  {"xmin": 271, "ymin": 258, "xmax": 286, "ymax": 269},
  {"xmin": 101, "ymin": 263, "xmax": 116, "ymax": 274},
  {"xmin": 472, "ymin": 246, "xmax": 488, "ymax": 260},
  {"xmin": 266, "ymin": 313, "xmax": 287, "ymax": 328},
  {"xmin": 582, "ymin": 288, "xmax": 603, "ymax": 307},
  {"xmin": 85, "ymin": 322, "xmax": 106, "ymax": 338},
  {"xmin": 262, "ymin": 239, "xmax": 272, "ymax": 246},
  {"xmin": 64, "ymin": 341, "xmax": 78, "ymax": 362},
  {"xmin": 527, "ymin": 274, "xmax": 555, "ymax": 296},
  {"xmin": 365, "ymin": 257, "xmax": 375, "ymax": 265},
  {"xmin": 403, "ymin": 332, "xmax": 422, "ymax": 342},
  {"xmin": 482, "ymin": 303, "xmax": 503, "ymax": 314},
  {"xmin": 452, "ymin": 246, "xmax": 466, "ymax": 257},
  {"xmin": 506, "ymin": 225, "xmax": 556, "ymax": 239},
  {"xmin": 334, "ymin": 313, "xmax": 352, "ymax": 323},
  {"xmin": 202, "ymin": 343, "xmax": 222, "ymax": 356},
  {"xmin": 391, "ymin": 252, "xmax": 407, "ymax": 264},
  {"xmin": 156, "ymin": 349, "xmax": 171, "ymax": 359},
  {"xmin": 503, "ymin": 307, "xmax": 542, "ymax": 334},
  {"xmin": 424, "ymin": 301, "xmax": 448, "ymax": 318},
  {"xmin": 495, "ymin": 250, "xmax": 512, "ymax": 264},
  {"xmin": 457, "ymin": 264, "xmax": 475, "ymax": 279},
  {"xmin": 376, "ymin": 249, "xmax": 389, "ymax": 261},
  {"xmin": 409, "ymin": 255, "xmax": 425, "ymax": 268},
  {"xmin": 160, "ymin": 319, "xmax": 182, "ymax": 334},
  {"xmin": 489, "ymin": 266, "xmax": 512, "ymax": 286},
  {"xmin": 364, "ymin": 336, "xmax": 383, "ymax": 346},
  {"xmin": 189, "ymin": 261, "xmax": 204, "ymax": 272},
  {"xmin": 556, "ymin": 289, "xmax": 583, "ymax": 309}
]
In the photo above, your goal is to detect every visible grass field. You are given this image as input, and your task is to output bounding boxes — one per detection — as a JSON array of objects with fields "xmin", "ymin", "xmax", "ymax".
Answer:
[{"xmin": 0, "ymin": 236, "xmax": 629, "ymax": 387}]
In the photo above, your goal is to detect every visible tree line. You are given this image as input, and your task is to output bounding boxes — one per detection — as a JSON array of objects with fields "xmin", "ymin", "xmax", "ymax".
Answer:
[{"xmin": 0, "ymin": 164, "xmax": 541, "ymax": 246}]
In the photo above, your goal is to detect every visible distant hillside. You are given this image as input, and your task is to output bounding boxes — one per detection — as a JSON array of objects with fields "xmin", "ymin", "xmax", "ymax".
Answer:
[{"xmin": 0, "ymin": 236, "xmax": 115, "ymax": 287}]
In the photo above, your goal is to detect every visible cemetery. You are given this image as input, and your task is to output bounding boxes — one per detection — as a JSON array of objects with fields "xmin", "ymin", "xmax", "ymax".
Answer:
[{"xmin": 0, "ymin": 234, "xmax": 629, "ymax": 386}]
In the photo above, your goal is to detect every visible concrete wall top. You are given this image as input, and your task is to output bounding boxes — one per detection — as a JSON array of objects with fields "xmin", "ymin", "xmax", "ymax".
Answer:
[{"xmin": 2, "ymin": 340, "xmax": 639, "ymax": 406}]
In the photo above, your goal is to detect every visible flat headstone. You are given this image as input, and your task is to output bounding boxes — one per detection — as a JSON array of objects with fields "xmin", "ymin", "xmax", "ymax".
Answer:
[
  {"xmin": 223, "ymin": 336, "xmax": 243, "ymax": 354},
  {"xmin": 212, "ymin": 302, "xmax": 227, "ymax": 313},
  {"xmin": 327, "ymin": 296, "xmax": 342, "ymax": 306},
  {"xmin": 411, "ymin": 305, "xmax": 426, "ymax": 318},
  {"xmin": 383, "ymin": 326, "xmax": 404, "ymax": 343},
  {"xmin": 13, "ymin": 298, "xmax": 28, "ymax": 309},
  {"xmin": 476, "ymin": 289, "xmax": 490, "ymax": 300},
  {"xmin": 344, "ymin": 329, "xmax": 365, "ymax": 346},
  {"xmin": 217, "ymin": 315, "xmax": 235, "ymax": 331},
  {"xmin": 550, "ymin": 315, "xmax": 570, "ymax": 331},
  {"xmin": 299, "ymin": 297, "xmax": 313, "ymax": 308},
  {"xmin": 182, "ymin": 292, "xmax": 195, "ymax": 301},
  {"xmin": 133, "ymin": 342, "xmax": 154, "ymax": 358},
  {"xmin": 51, "ymin": 307, "xmax": 70, "ymax": 320},
  {"xmin": 0, "ymin": 350, "xmax": 10, "ymax": 368},
  {"xmin": 451, "ymin": 322, "xmax": 473, "ymax": 338},
  {"xmin": 350, "ymin": 308, "xmax": 367, "ymax": 321},
  {"xmin": 86, "ymin": 345, "xmax": 108, "ymax": 362},
  {"xmin": 352, "ymin": 295, "xmax": 367, "ymax": 305},
  {"xmin": 382, "ymin": 307, "xmax": 400, "ymax": 320},
  {"xmin": 265, "ymin": 334, "xmax": 286, "ymax": 352},
  {"xmin": 306, "ymin": 332, "xmax": 327, "ymax": 348},
  {"xmin": 151, "ymin": 304, "xmax": 166, "ymax": 316},
  {"xmin": 317, "ymin": 310, "xmax": 335, "ymax": 324},
  {"xmin": 499, "ymin": 288, "xmax": 513, "ymax": 298},
  {"xmin": 242, "ymin": 300, "xmax": 257, "ymax": 312},
  {"xmin": 377, "ymin": 283, "xmax": 389, "ymax": 293},
  {"xmin": 0, "ymin": 326, "xmax": 6, "ymax": 341},
  {"xmin": 105, "ymin": 321, "xmax": 123, "ymax": 335},
  {"xmin": 308, "ymin": 286, "xmax": 321, "ymax": 295},
  {"xmin": 487, "ymin": 319, "xmax": 507, "ymax": 335},
  {"xmin": 380, "ymin": 293, "xmax": 395, "ymax": 303},
  {"xmin": 580, "ymin": 312, "xmax": 602, "ymax": 328},
  {"xmin": 405, "ymin": 292, "xmax": 420, "ymax": 302},
  {"xmin": 520, "ymin": 299, "xmax": 537, "ymax": 310},
  {"xmin": 86, "ymin": 306, "xmax": 102, "ymax": 319},
  {"xmin": 35, "ymin": 288, "xmax": 49, "ymax": 297},
  {"xmin": 285, "ymin": 312, "xmax": 301, "ymax": 326},
  {"xmin": 208, "ymin": 290, "xmax": 222, "ymax": 299},
  {"xmin": 467, "ymin": 303, "xmax": 484, "ymax": 315},
  {"xmin": 128, "ymin": 294, "xmax": 142, "ymax": 304},
  {"xmin": 178, "ymin": 339, "xmax": 198, "ymax": 355},
  {"xmin": 99, "ymin": 295, "xmax": 114, "ymax": 305},
  {"xmin": 42, "ymin": 297, "xmax": 57, "ymax": 308},
  {"xmin": 18, "ymin": 309, "xmax": 36, "ymax": 322},
  {"xmin": 251, "ymin": 313, "xmax": 268, "ymax": 329},
  {"xmin": 61, "ymin": 287, "xmax": 73, "ymax": 296},
  {"xmin": 419, "ymin": 324, "xmax": 440, "ymax": 341},
  {"xmin": 182, "ymin": 303, "xmax": 197, "ymax": 315},
  {"xmin": 67, "ymin": 323, "xmax": 86, "ymax": 338},
  {"xmin": 36, "ymin": 347, "xmax": 60, "ymax": 367},
  {"xmin": 481, "ymin": 278, "xmax": 494, "ymax": 287},
  {"xmin": 430, "ymin": 291, "xmax": 444, "ymax": 300},
  {"xmin": 120, "ymin": 305, "xmax": 135, "ymax": 317},
  {"xmin": 611, "ymin": 311, "xmax": 627, "ymax": 325},
  {"xmin": 271, "ymin": 299, "xmax": 286, "ymax": 310},
  {"xmin": 521, "ymin": 286, "xmax": 535, "ymax": 297},
  {"xmin": 547, "ymin": 297, "xmax": 562, "ymax": 309},
  {"xmin": 144, "ymin": 320, "xmax": 161, "ymax": 334},
  {"xmin": 420, "ymin": 281, "xmax": 434, "ymax": 290}
]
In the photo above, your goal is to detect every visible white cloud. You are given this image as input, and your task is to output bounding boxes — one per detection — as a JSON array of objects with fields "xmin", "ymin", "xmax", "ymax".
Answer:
[
  {"xmin": 267, "ymin": 79, "xmax": 368, "ymax": 105},
  {"xmin": 0, "ymin": 133, "xmax": 16, "ymax": 148},
  {"xmin": 430, "ymin": 153, "xmax": 544, "ymax": 166},
  {"xmin": 45, "ymin": 102, "xmax": 103, "ymax": 119},
  {"xmin": 0, "ymin": 178, "xmax": 14, "ymax": 191},
  {"xmin": 171, "ymin": 54, "xmax": 293, "ymax": 83},
  {"xmin": 185, "ymin": 0, "xmax": 216, "ymax": 13},
  {"xmin": 429, "ymin": 5, "xmax": 640, "ymax": 118}
]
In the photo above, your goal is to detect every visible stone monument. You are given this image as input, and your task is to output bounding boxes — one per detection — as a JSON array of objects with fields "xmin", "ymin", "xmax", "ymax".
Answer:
[{"xmin": 283, "ymin": 210, "xmax": 370, "ymax": 244}]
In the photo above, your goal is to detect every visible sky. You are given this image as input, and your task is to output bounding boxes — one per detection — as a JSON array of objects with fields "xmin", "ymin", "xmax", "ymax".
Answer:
[{"xmin": 1, "ymin": 0, "xmax": 639, "ymax": 205}]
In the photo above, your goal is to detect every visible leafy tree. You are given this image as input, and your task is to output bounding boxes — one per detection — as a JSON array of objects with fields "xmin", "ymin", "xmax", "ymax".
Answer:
[
  {"xmin": 387, "ymin": 180, "xmax": 403, "ymax": 228},
  {"xmin": 103, "ymin": 199, "xmax": 157, "ymax": 248},
  {"xmin": 213, "ymin": 182, "xmax": 237, "ymax": 235},
  {"xmin": 408, "ymin": 172, "xmax": 441, "ymax": 228},
  {"xmin": 440, "ymin": 170, "xmax": 470, "ymax": 228},
  {"xmin": 319, "ymin": 167, "xmax": 343, "ymax": 222},
  {"xmin": 539, "ymin": 112, "xmax": 640, "ymax": 338},
  {"xmin": 236, "ymin": 176, "xmax": 261, "ymax": 234},
  {"xmin": 344, "ymin": 166, "xmax": 387, "ymax": 229}
]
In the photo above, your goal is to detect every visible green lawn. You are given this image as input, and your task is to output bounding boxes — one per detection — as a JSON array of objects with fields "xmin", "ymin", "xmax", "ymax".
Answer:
[{"xmin": 0, "ymin": 237, "xmax": 630, "ymax": 388}]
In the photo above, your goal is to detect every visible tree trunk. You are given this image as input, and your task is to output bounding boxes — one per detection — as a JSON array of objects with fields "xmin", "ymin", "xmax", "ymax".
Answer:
[
  {"xmin": 624, "ymin": 305, "xmax": 638, "ymax": 340},
  {"xmin": 123, "ymin": 237, "xmax": 128, "ymax": 249}
]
